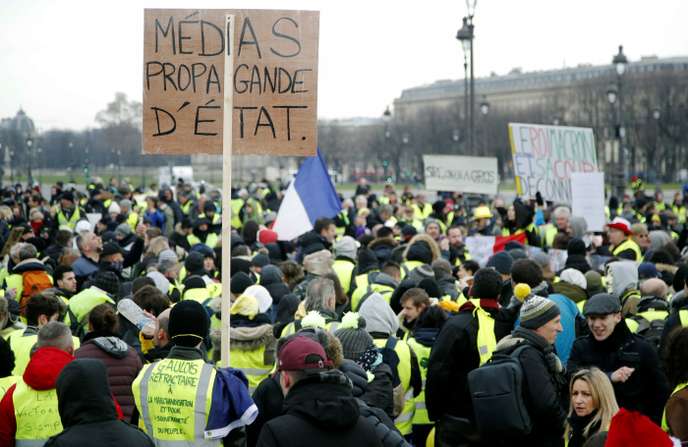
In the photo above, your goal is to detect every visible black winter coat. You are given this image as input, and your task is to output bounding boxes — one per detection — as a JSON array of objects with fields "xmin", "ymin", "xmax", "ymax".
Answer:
[
  {"xmin": 425, "ymin": 300, "xmax": 517, "ymax": 422},
  {"xmin": 568, "ymin": 320, "xmax": 671, "ymax": 424},
  {"xmin": 493, "ymin": 328, "xmax": 567, "ymax": 447},
  {"xmin": 256, "ymin": 370, "xmax": 383, "ymax": 447},
  {"xmin": 45, "ymin": 358, "xmax": 153, "ymax": 447}
]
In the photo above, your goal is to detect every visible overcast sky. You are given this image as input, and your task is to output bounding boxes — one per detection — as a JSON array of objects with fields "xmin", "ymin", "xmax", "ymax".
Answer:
[{"xmin": 1, "ymin": 0, "xmax": 687, "ymax": 131}]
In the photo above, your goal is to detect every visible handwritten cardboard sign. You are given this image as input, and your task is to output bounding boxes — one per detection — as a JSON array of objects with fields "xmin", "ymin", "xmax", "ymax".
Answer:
[
  {"xmin": 508, "ymin": 123, "xmax": 597, "ymax": 203},
  {"xmin": 143, "ymin": 9, "xmax": 319, "ymax": 156},
  {"xmin": 423, "ymin": 155, "xmax": 499, "ymax": 195}
]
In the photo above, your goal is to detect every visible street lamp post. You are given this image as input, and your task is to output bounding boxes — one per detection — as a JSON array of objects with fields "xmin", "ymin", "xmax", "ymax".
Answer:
[
  {"xmin": 456, "ymin": 17, "xmax": 472, "ymax": 154},
  {"xmin": 612, "ymin": 45, "xmax": 628, "ymax": 199},
  {"xmin": 382, "ymin": 106, "xmax": 391, "ymax": 182},
  {"xmin": 653, "ymin": 107, "xmax": 661, "ymax": 182},
  {"xmin": 479, "ymin": 96, "xmax": 490, "ymax": 154},
  {"xmin": 25, "ymin": 137, "xmax": 33, "ymax": 186}
]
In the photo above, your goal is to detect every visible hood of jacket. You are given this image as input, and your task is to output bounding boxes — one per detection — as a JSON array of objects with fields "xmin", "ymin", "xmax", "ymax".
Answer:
[
  {"xmin": 609, "ymin": 261, "xmax": 639, "ymax": 297},
  {"xmin": 23, "ymin": 346, "xmax": 74, "ymax": 390},
  {"xmin": 284, "ymin": 369, "xmax": 360, "ymax": 430},
  {"xmin": 371, "ymin": 271, "xmax": 399, "ymax": 289},
  {"xmin": 56, "ymin": 358, "xmax": 118, "ymax": 427},
  {"xmin": 229, "ymin": 323, "xmax": 275, "ymax": 351},
  {"xmin": 552, "ymin": 281, "xmax": 588, "ymax": 303},
  {"xmin": 359, "ymin": 292, "xmax": 399, "ymax": 335},
  {"xmin": 260, "ymin": 265, "xmax": 285, "ymax": 286},
  {"xmin": 85, "ymin": 335, "xmax": 130, "ymax": 359},
  {"xmin": 12, "ymin": 258, "xmax": 47, "ymax": 274},
  {"xmin": 413, "ymin": 327, "xmax": 441, "ymax": 347},
  {"xmin": 564, "ymin": 254, "xmax": 591, "ymax": 274},
  {"xmin": 338, "ymin": 359, "xmax": 369, "ymax": 398}
]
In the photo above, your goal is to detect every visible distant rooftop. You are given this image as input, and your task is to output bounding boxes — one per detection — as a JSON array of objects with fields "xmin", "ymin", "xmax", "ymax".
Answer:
[{"xmin": 398, "ymin": 55, "xmax": 688, "ymax": 103}]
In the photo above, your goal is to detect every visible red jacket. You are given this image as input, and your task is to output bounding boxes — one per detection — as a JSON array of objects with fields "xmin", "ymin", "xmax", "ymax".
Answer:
[{"xmin": 0, "ymin": 347, "xmax": 74, "ymax": 447}]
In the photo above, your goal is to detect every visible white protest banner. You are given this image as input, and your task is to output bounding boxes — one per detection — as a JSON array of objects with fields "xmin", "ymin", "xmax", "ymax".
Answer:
[
  {"xmin": 465, "ymin": 236, "xmax": 495, "ymax": 267},
  {"xmin": 423, "ymin": 155, "xmax": 498, "ymax": 195},
  {"xmin": 571, "ymin": 172, "xmax": 606, "ymax": 232},
  {"xmin": 508, "ymin": 123, "xmax": 597, "ymax": 203}
]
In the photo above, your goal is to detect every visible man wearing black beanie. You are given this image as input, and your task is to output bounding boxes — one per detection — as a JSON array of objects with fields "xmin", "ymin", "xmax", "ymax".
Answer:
[
  {"xmin": 425, "ymin": 267, "xmax": 516, "ymax": 446},
  {"xmin": 132, "ymin": 300, "xmax": 258, "ymax": 445}
]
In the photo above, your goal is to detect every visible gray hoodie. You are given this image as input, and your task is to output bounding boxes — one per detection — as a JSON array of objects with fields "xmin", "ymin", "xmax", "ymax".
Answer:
[
  {"xmin": 608, "ymin": 261, "xmax": 638, "ymax": 297},
  {"xmin": 359, "ymin": 292, "xmax": 399, "ymax": 335}
]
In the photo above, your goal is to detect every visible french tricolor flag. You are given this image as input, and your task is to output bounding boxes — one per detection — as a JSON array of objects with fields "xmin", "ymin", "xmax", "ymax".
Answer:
[{"xmin": 273, "ymin": 149, "xmax": 342, "ymax": 241}]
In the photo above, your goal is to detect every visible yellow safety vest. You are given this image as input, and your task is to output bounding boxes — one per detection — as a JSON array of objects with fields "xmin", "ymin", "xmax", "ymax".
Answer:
[
  {"xmin": 406, "ymin": 338, "xmax": 431, "ymax": 426},
  {"xmin": 5, "ymin": 274, "xmax": 23, "ymax": 301},
  {"xmin": 612, "ymin": 239, "xmax": 642, "ymax": 262},
  {"xmin": 351, "ymin": 279, "xmax": 395, "ymax": 312},
  {"xmin": 231, "ymin": 199, "xmax": 244, "ymax": 229},
  {"xmin": 679, "ymin": 310, "xmax": 688, "ymax": 327},
  {"xmin": 0, "ymin": 375, "xmax": 18, "ymax": 397},
  {"xmin": 67, "ymin": 287, "xmax": 115, "ymax": 327},
  {"xmin": 57, "ymin": 207, "xmax": 81, "ymax": 230},
  {"xmin": 183, "ymin": 288, "xmax": 212, "ymax": 305},
  {"xmin": 9, "ymin": 330, "xmax": 80, "ymax": 376},
  {"xmin": 400, "ymin": 260, "xmax": 425, "ymax": 280},
  {"xmin": 13, "ymin": 379, "xmax": 63, "ymax": 446},
  {"xmin": 180, "ymin": 200, "xmax": 194, "ymax": 217},
  {"xmin": 228, "ymin": 344, "xmax": 271, "ymax": 394},
  {"xmin": 470, "ymin": 299, "xmax": 497, "ymax": 366},
  {"xmin": 663, "ymin": 382, "xmax": 688, "ymax": 433},
  {"xmin": 187, "ymin": 233, "xmax": 219, "ymax": 249},
  {"xmin": 332, "ymin": 259, "xmax": 356, "ymax": 295},
  {"xmin": 373, "ymin": 337, "xmax": 414, "ymax": 436},
  {"xmin": 279, "ymin": 317, "xmax": 341, "ymax": 338},
  {"xmin": 133, "ymin": 358, "xmax": 217, "ymax": 446},
  {"xmin": 412, "ymin": 203, "xmax": 432, "ymax": 221},
  {"xmin": 127, "ymin": 212, "xmax": 140, "ymax": 231},
  {"xmin": 543, "ymin": 224, "xmax": 558, "ymax": 248}
]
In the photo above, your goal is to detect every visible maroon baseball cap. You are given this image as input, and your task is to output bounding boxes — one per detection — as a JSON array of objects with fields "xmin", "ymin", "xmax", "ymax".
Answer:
[{"xmin": 277, "ymin": 335, "xmax": 332, "ymax": 373}]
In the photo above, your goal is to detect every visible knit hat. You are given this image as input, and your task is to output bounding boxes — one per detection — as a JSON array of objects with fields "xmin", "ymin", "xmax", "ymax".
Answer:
[
  {"xmin": 230, "ymin": 272, "xmax": 254, "ymax": 295},
  {"xmin": 406, "ymin": 240, "xmax": 433, "ymax": 265},
  {"xmin": 251, "ymin": 253, "xmax": 270, "ymax": 268},
  {"xmin": 108, "ymin": 202, "xmax": 121, "ymax": 215},
  {"xmin": 119, "ymin": 199, "xmax": 132, "ymax": 210},
  {"xmin": 158, "ymin": 249, "xmax": 178, "ymax": 264},
  {"xmin": 508, "ymin": 248, "xmax": 527, "ymax": 261},
  {"xmin": 335, "ymin": 327, "xmax": 375, "ymax": 361},
  {"xmin": 303, "ymin": 249, "xmax": 333, "ymax": 276},
  {"xmin": 356, "ymin": 248, "xmax": 379, "ymax": 274},
  {"xmin": 531, "ymin": 251, "xmax": 551, "ymax": 269},
  {"xmin": 520, "ymin": 295, "xmax": 560, "ymax": 330},
  {"xmin": 257, "ymin": 228, "xmax": 278, "ymax": 245},
  {"xmin": 406, "ymin": 264, "xmax": 435, "ymax": 285},
  {"xmin": 93, "ymin": 271, "xmax": 120, "ymax": 296},
  {"xmin": 243, "ymin": 285, "xmax": 273, "ymax": 314},
  {"xmin": 560, "ymin": 268, "xmax": 587, "ymax": 290},
  {"xmin": 334, "ymin": 236, "xmax": 360, "ymax": 261},
  {"xmin": 567, "ymin": 238, "xmax": 587, "ymax": 256},
  {"xmin": 168, "ymin": 300, "xmax": 210, "ymax": 347},
  {"xmin": 114, "ymin": 223, "xmax": 131, "ymax": 238},
  {"xmin": 486, "ymin": 251, "xmax": 513, "ymax": 275},
  {"xmin": 183, "ymin": 275, "xmax": 207, "ymax": 291},
  {"xmin": 184, "ymin": 252, "xmax": 206, "ymax": 275},
  {"xmin": 584, "ymin": 271, "xmax": 605, "ymax": 296},
  {"xmin": 100, "ymin": 242, "xmax": 124, "ymax": 258},
  {"xmin": 605, "ymin": 408, "xmax": 672, "ymax": 447}
]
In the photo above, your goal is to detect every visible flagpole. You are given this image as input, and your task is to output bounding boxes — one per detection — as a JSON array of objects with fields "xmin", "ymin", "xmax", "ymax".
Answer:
[{"xmin": 220, "ymin": 13, "xmax": 235, "ymax": 368}]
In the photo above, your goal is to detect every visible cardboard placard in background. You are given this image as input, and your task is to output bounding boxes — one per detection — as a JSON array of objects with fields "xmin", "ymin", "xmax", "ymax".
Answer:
[
  {"xmin": 571, "ymin": 172, "xmax": 606, "ymax": 232},
  {"xmin": 423, "ymin": 155, "xmax": 499, "ymax": 195},
  {"xmin": 143, "ymin": 9, "xmax": 319, "ymax": 156},
  {"xmin": 509, "ymin": 123, "xmax": 597, "ymax": 203}
]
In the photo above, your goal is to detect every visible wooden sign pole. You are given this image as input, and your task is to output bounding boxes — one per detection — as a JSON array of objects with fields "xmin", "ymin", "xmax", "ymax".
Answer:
[{"xmin": 220, "ymin": 14, "xmax": 235, "ymax": 368}]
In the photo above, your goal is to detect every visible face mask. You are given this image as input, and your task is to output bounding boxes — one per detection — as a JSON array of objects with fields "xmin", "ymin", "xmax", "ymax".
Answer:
[{"xmin": 110, "ymin": 262, "xmax": 124, "ymax": 273}]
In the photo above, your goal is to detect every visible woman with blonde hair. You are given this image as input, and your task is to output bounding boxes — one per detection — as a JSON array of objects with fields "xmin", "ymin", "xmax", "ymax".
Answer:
[{"xmin": 565, "ymin": 367, "xmax": 619, "ymax": 447}]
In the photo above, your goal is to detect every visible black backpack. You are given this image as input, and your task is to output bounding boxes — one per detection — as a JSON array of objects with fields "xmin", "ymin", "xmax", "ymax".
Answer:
[{"xmin": 467, "ymin": 344, "xmax": 532, "ymax": 437}]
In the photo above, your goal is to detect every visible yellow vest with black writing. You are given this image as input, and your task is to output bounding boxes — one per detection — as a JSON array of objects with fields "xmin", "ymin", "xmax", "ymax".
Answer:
[
  {"xmin": 0, "ymin": 375, "xmax": 18, "ymax": 397},
  {"xmin": 57, "ymin": 207, "xmax": 81, "ymax": 231},
  {"xmin": 132, "ymin": 358, "xmax": 218, "ymax": 446},
  {"xmin": 612, "ymin": 239, "xmax": 642, "ymax": 262},
  {"xmin": 228, "ymin": 345, "xmax": 271, "ymax": 394},
  {"xmin": 373, "ymin": 337, "xmax": 414, "ymax": 436},
  {"xmin": 406, "ymin": 338, "xmax": 431, "ymax": 425},
  {"xmin": 13, "ymin": 378, "xmax": 63, "ymax": 446},
  {"xmin": 332, "ymin": 259, "xmax": 356, "ymax": 296}
]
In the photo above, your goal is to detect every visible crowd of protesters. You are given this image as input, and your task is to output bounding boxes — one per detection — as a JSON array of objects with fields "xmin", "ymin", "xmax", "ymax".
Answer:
[{"xmin": 1, "ymin": 174, "xmax": 688, "ymax": 446}]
